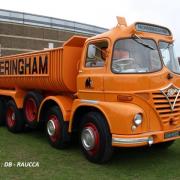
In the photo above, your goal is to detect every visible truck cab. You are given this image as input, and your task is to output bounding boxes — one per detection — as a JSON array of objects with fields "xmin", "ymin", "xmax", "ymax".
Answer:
[{"xmin": 72, "ymin": 17, "xmax": 180, "ymax": 162}]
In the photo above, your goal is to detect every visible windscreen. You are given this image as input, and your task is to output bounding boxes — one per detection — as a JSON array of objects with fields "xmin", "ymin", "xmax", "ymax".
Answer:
[
  {"xmin": 112, "ymin": 38, "xmax": 162, "ymax": 73},
  {"xmin": 159, "ymin": 41, "xmax": 180, "ymax": 74}
]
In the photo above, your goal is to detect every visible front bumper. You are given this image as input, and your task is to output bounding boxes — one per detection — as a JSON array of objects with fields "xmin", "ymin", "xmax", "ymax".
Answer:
[{"xmin": 112, "ymin": 127, "xmax": 180, "ymax": 147}]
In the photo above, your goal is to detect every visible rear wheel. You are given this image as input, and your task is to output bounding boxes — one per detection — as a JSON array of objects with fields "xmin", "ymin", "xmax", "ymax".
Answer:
[
  {"xmin": 6, "ymin": 100, "xmax": 25, "ymax": 133},
  {"xmin": 0, "ymin": 98, "xmax": 6, "ymax": 126},
  {"xmin": 46, "ymin": 106, "xmax": 70, "ymax": 149},
  {"xmin": 23, "ymin": 91, "xmax": 43, "ymax": 128},
  {"xmin": 80, "ymin": 112, "xmax": 113, "ymax": 164}
]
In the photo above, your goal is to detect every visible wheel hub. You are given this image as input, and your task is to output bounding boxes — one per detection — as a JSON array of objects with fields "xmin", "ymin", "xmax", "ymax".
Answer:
[
  {"xmin": 11, "ymin": 113, "xmax": 15, "ymax": 121},
  {"xmin": 47, "ymin": 120, "xmax": 56, "ymax": 136},
  {"xmin": 81, "ymin": 127, "xmax": 96, "ymax": 151},
  {"xmin": 25, "ymin": 98, "xmax": 37, "ymax": 122}
]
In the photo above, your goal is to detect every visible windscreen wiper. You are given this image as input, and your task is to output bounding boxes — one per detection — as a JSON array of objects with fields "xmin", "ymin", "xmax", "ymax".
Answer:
[
  {"xmin": 132, "ymin": 34, "xmax": 155, "ymax": 50},
  {"xmin": 159, "ymin": 42, "xmax": 173, "ymax": 53},
  {"xmin": 164, "ymin": 43, "xmax": 173, "ymax": 49}
]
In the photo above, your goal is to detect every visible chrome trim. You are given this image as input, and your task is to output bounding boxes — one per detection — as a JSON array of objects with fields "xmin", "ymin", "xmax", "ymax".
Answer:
[
  {"xmin": 160, "ymin": 83, "xmax": 173, "ymax": 91},
  {"xmin": 81, "ymin": 127, "xmax": 95, "ymax": 151},
  {"xmin": 47, "ymin": 120, "xmax": 56, "ymax": 136},
  {"xmin": 12, "ymin": 113, "xmax": 15, "ymax": 121},
  {"xmin": 112, "ymin": 137, "xmax": 149, "ymax": 145},
  {"xmin": 80, "ymin": 99, "xmax": 98, "ymax": 104},
  {"xmin": 160, "ymin": 84, "xmax": 180, "ymax": 111}
]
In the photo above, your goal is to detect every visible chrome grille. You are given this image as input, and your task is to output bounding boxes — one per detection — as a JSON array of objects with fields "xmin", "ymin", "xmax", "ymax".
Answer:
[{"xmin": 152, "ymin": 92, "xmax": 180, "ymax": 128}]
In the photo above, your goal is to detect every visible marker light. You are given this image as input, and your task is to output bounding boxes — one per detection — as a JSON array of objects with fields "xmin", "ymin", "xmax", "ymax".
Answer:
[{"xmin": 131, "ymin": 125, "xmax": 137, "ymax": 131}]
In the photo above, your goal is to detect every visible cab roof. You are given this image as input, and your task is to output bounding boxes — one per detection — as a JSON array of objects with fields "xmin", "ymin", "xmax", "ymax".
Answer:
[{"xmin": 87, "ymin": 17, "xmax": 173, "ymax": 43}]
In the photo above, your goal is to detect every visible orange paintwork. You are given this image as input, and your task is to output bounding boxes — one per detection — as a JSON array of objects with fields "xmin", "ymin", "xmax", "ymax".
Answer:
[
  {"xmin": 0, "ymin": 18, "xmax": 180, "ymax": 148},
  {"xmin": 75, "ymin": 20, "xmax": 179, "ymax": 147},
  {"xmin": 0, "ymin": 36, "xmax": 87, "ymax": 92},
  {"xmin": 38, "ymin": 95, "xmax": 73, "ymax": 121}
]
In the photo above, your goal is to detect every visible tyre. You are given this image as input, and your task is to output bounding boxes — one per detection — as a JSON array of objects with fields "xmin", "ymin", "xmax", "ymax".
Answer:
[
  {"xmin": 153, "ymin": 140, "xmax": 175, "ymax": 149},
  {"xmin": 46, "ymin": 106, "xmax": 70, "ymax": 149},
  {"xmin": 0, "ymin": 98, "xmax": 6, "ymax": 126},
  {"xmin": 23, "ymin": 91, "xmax": 43, "ymax": 128},
  {"xmin": 6, "ymin": 100, "xmax": 25, "ymax": 133},
  {"xmin": 79, "ymin": 112, "xmax": 113, "ymax": 164}
]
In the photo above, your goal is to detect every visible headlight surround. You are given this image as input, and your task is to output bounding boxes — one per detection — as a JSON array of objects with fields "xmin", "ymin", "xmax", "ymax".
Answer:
[{"xmin": 133, "ymin": 113, "xmax": 143, "ymax": 126}]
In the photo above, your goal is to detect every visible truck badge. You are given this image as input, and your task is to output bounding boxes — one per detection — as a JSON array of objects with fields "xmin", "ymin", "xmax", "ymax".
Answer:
[
  {"xmin": 160, "ymin": 84, "xmax": 180, "ymax": 111},
  {"xmin": 85, "ymin": 77, "xmax": 93, "ymax": 88}
]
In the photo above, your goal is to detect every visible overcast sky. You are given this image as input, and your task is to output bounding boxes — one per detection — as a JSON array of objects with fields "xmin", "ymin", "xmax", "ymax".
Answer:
[{"xmin": 1, "ymin": 0, "xmax": 180, "ymax": 56}]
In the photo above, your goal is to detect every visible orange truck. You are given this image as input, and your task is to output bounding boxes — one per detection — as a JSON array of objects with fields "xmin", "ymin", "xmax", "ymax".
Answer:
[{"xmin": 0, "ymin": 17, "xmax": 180, "ymax": 163}]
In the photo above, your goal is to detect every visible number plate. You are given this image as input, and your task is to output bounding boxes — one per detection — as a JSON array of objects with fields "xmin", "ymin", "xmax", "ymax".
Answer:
[{"xmin": 164, "ymin": 131, "xmax": 180, "ymax": 139}]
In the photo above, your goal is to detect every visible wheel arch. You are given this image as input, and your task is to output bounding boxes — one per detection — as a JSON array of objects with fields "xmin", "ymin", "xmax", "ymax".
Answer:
[
  {"xmin": 0, "ymin": 89, "xmax": 26, "ymax": 108},
  {"xmin": 38, "ymin": 96, "xmax": 73, "ymax": 125},
  {"xmin": 69, "ymin": 104, "xmax": 112, "ymax": 133}
]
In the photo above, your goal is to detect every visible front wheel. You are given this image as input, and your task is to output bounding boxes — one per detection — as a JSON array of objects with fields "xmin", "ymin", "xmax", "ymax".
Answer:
[{"xmin": 80, "ymin": 112, "xmax": 113, "ymax": 164}]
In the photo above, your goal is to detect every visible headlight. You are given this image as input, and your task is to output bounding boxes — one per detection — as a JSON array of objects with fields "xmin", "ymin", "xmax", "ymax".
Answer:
[{"xmin": 133, "ymin": 113, "xmax": 143, "ymax": 126}]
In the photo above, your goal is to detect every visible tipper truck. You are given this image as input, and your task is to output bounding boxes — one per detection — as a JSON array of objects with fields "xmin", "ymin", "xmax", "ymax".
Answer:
[{"xmin": 0, "ymin": 17, "xmax": 180, "ymax": 163}]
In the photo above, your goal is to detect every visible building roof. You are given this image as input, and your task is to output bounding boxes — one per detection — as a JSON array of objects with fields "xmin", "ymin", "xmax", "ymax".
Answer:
[{"xmin": 0, "ymin": 9, "xmax": 107, "ymax": 35}]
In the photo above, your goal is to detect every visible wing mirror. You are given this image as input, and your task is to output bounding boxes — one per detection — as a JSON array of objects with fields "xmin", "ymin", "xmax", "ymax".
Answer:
[{"xmin": 87, "ymin": 44, "xmax": 96, "ymax": 59}]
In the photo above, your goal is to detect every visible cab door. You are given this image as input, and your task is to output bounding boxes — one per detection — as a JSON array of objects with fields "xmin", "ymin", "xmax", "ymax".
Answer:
[{"xmin": 77, "ymin": 40, "xmax": 109, "ymax": 101}]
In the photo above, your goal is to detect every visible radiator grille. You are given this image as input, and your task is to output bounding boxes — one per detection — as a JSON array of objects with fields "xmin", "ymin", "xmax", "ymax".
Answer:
[{"xmin": 152, "ymin": 92, "xmax": 180, "ymax": 128}]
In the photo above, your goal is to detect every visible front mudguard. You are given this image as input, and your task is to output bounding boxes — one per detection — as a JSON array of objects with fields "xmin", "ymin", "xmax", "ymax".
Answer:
[{"xmin": 70, "ymin": 100, "xmax": 149, "ymax": 135}]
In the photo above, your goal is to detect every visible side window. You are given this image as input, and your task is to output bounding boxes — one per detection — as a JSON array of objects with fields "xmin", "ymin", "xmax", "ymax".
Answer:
[{"xmin": 85, "ymin": 41, "xmax": 108, "ymax": 67}]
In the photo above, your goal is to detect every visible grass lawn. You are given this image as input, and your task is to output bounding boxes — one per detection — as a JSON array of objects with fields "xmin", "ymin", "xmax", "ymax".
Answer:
[{"xmin": 0, "ymin": 126, "xmax": 180, "ymax": 180}]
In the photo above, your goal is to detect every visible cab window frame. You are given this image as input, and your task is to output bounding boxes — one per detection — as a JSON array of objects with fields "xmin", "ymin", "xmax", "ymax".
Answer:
[
  {"xmin": 158, "ymin": 40, "xmax": 180, "ymax": 74},
  {"xmin": 111, "ymin": 37, "xmax": 163, "ymax": 74},
  {"xmin": 84, "ymin": 40, "xmax": 109, "ymax": 68}
]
